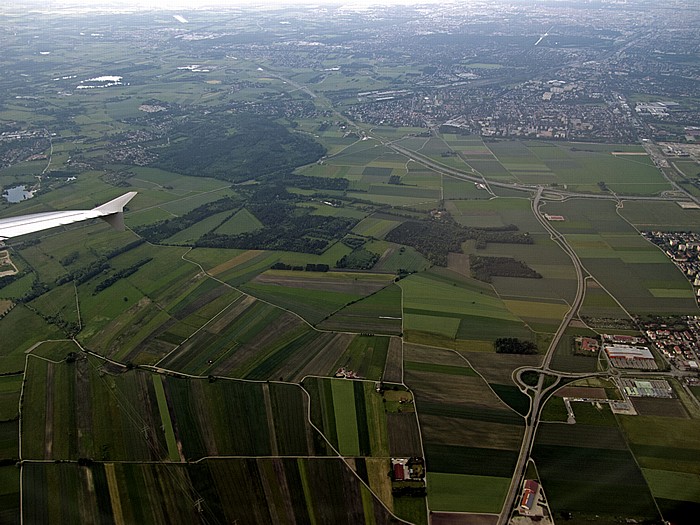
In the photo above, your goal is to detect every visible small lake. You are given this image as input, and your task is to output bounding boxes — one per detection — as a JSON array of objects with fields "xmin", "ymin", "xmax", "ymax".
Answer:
[{"xmin": 2, "ymin": 185, "xmax": 35, "ymax": 203}]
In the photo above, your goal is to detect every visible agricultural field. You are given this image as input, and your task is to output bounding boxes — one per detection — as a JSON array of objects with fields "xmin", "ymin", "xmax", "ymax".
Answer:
[
  {"xmin": 3, "ymin": 6, "xmax": 700, "ymax": 524},
  {"xmin": 485, "ymin": 140, "xmax": 671, "ymax": 195},
  {"xmin": 619, "ymin": 200, "xmax": 700, "ymax": 232},
  {"xmin": 318, "ymin": 284, "xmax": 403, "ymax": 335},
  {"xmin": 22, "ymin": 457, "xmax": 406, "ymax": 525},
  {"xmin": 533, "ymin": 420, "xmax": 660, "ymax": 522},
  {"xmin": 400, "ymin": 269, "xmax": 533, "ymax": 348},
  {"xmin": 242, "ymin": 270, "xmax": 394, "ymax": 325},
  {"xmin": 403, "ymin": 344, "xmax": 523, "ymax": 514},
  {"xmin": 21, "ymin": 355, "xmax": 168, "ymax": 461},
  {"xmin": 549, "ymin": 327, "xmax": 602, "ymax": 373},
  {"xmin": 303, "ymin": 377, "xmax": 392, "ymax": 457},
  {"xmin": 619, "ymin": 401, "xmax": 700, "ymax": 521},
  {"xmin": 544, "ymin": 198, "xmax": 699, "ymax": 314}
]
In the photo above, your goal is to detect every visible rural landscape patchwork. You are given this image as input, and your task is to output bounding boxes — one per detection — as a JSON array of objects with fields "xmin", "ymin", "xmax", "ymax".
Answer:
[{"xmin": 1, "ymin": 1, "xmax": 700, "ymax": 524}]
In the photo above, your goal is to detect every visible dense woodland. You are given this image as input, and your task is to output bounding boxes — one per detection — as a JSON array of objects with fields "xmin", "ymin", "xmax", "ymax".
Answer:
[
  {"xmin": 135, "ymin": 197, "xmax": 241, "ymax": 243},
  {"xmin": 469, "ymin": 255, "xmax": 542, "ymax": 283},
  {"xmin": 385, "ymin": 219, "xmax": 533, "ymax": 266},
  {"xmin": 153, "ymin": 113, "xmax": 326, "ymax": 183},
  {"xmin": 494, "ymin": 337, "xmax": 538, "ymax": 355}
]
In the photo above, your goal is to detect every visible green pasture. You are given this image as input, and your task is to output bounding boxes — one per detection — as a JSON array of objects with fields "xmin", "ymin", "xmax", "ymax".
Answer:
[
  {"xmin": 480, "ymin": 140, "xmax": 671, "ymax": 195},
  {"xmin": 0, "ymin": 374, "xmax": 22, "ymax": 421},
  {"xmin": 426, "ymin": 473, "xmax": 509, "ymax": 513},
  {"xmin": 153, "ymin": 375, "xmax": 180, "ymax": 461},
  {"xmin": 241, "ymin": 281, "xmax": 363, "ymax": 325},
  {"xmin": 0, "ymin": 306, "xmax": 63, "ymax": 374},
  {"xmin": 214, "ymin": 251, "xmax": 281, "ymax": 286},
  {"xmin": 352, "ymin": 216, "xmax": 402, "ymax": 238},
  {"xmin": 449, "ymin": 196, "xmax": 542, "ymax": 232},
  {"xmin": 545, "ymin": 199, "xmax": 698, "ymax": 314},
  {"xmin": 318, "ymin": 284, "xmax": 402, "ymax": 335},
  {"xmin": 620, "ymin": 201, "xmax": 700, "ymax": 232},
  {"xmin": 367, "ymin": 241, "xmax": 429, "ymax": 273},
  {"xmin": 643, "ymin": 468, "xmax": 700, "ymax": 504},
  {"xmin": 400, "ymin": 270, "xmax": 531, "ymax": 343},
  {"xmin": 533, "ymin": 434, "xmax": 659, "ymax": 520},
  {"xmin": 0, "ymin": 465, "xmax": 18, "ymax": 523},
  {"xmin": 620, "ymin": 415, "xmax": 700, "ymax": 474},
  {"xmin": 332, "ymin": 379, "xmax": 360, "ymax": 456}
]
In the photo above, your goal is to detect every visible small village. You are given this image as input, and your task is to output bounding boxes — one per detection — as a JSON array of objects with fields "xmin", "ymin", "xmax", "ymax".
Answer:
[{"xmin": 642, "ymin": 231, "xmax": 700, "ymax": 304}]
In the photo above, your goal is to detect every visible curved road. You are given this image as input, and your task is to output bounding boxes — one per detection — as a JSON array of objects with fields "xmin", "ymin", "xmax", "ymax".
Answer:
[{"xmin": 497, "ymin": 187, "xmax": 588, "ymax": 525}]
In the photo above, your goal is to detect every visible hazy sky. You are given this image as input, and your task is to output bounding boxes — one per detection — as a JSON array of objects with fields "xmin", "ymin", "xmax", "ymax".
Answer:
[{"xmin": 19, "ymin": 0, "xmax": 451, "ymax": 9}]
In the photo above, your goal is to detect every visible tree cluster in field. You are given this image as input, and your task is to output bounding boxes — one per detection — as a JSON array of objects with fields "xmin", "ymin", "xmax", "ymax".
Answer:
[
  {"xmin": 336, "ymin": 248, "xmax": 380, "ymax": 270},
  {"xmin": 103, "ymin": 239, "xmax": 146, "ymax": 260},
  {"xmin": 93, "ymin": 258, "xmax": 152, "ymax": 295},
  {"xmin": 135, "ymin": 197, "xmax": 240, "ymax": 243},
  {"xmin": 135, "ymin": 180, "xmax": 359, "ymax": 252},
  {"xmin": 56, "ymin": 260, "xmax": 109, "ymax": 286},
  {"xmin": 494, "ymin": 337, "xmax": 538, "ymax": 354},
  {"xmin": 341, "ymin": 236, "xmax": 367, "ymax": 249},
  {"xmin": 197, "ymin": 210, "xmax": 357, "ymax": 254},
  {"xmin": 19, "ymin": 280, "xmax": 49, "ymax": 303},
  {"xmin": 0, "ymin": 270, "xmax": 25, "ymax": 292},
  {"xmin": 41, "ymin": 313, "xmax": 79, "ymax": 337},
  {"xmin": 391, "ymin": 485, "xmax": 427, "ymax": 497},
  {"xmin": 385, "ymin": 220, "xmax": 466, "ymax": 265},
  {"xmin": 194, "ymin": 186, "xmax": 358, "ymax": 253},
  {"xmin": 279, "ymin": 173, "xmax": 349, "ymax": 191},
  {"xmin": 59, "ymin": 251, "xmax": 80, "ymax": 266},
  {"xmin": 385, "ymin": 219, "xmax": 532, "ymax": 266},
  {"xmin": 469, "ymin": 255, "xmax": 542, "ymax": 283},
  {"xmin": 54, "ymin": 239, "xmax": 148, "ymax": 287},
  {"xmin": 271, "ymin": 262, "xmax": 330, "ymax": 272},
  {"xmin": 153, "ymin": 113, "xmax": 325, "ymax": 183}
]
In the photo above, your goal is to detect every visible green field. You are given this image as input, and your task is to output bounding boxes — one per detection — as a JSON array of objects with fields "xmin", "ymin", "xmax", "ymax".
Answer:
[
  {"xmin": 533, "ymin": 423, "xmax": 660, "ymax": 520},
  {"xmin": 400, "ymin": 270, "xmax": 532, "ymax": 345},
  {"xmin": 545, "ymin": 199, "xmax": 699, "ymax": 314},
  {"xmin": 303, "ymin": 378, "xmax": 391, "ymax": 457},
  {"xmin": 318, "ymin": 284, "xmax": 402, "ymax": 335},
  {"xmin": 426, "ymin": 473, "xmax": 510, "ymax": 513}
]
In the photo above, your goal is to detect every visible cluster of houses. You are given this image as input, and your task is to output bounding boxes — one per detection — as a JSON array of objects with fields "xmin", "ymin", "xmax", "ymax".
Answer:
[
  {"xmin": 639, "ymin": 317, "xmax": 700, "ymax": 372},
  {"xmin": 334, "ymin": 367, "xmax": 360, "ymax": 379},
  {"xmin": 642, "ymin": 231, "xmax": 700, "ymax": 304}
]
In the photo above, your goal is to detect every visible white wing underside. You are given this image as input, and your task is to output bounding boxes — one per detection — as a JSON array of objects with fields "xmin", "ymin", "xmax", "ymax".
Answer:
[{"xmin": 0, "ymin": 192, "xmax": 137, "ymax": 241}]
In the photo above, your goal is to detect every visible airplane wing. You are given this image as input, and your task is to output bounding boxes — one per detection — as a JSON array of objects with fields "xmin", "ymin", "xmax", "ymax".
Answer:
[{"xmin": 0, "ymin": 191, "xmax": 137, "ymax": 241}]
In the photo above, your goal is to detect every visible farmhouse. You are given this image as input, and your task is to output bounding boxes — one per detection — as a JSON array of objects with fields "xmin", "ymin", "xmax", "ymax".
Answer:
[
  {"xmin": 519, "ymin": 479, "xmax": 540, "ymax": 513},
  {"xmin": 544, "ymin": 214, "xmax": 565, "ymax": 221},
  {"xmin": 578, "ymin": 337, "xmax": 600, "ymax": 353},
  {"xmin": 391, "ymin": 458, "xmax": 409, "ymax": 481}
]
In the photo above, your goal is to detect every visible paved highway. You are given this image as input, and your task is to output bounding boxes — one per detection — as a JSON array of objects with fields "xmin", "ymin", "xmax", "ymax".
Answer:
[
  {"xmin": 386, "ymin": 142, "xmax": 685, "ymax": 203},
  {"xmin": 497, "ymin": 187, "xmax": 588, "ymax": 525}
]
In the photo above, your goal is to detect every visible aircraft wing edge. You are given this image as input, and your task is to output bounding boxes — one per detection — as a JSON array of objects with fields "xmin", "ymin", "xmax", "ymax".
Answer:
[{"xmin": 0, "ymin": 192, "xmax": 137, "ymax": 241}]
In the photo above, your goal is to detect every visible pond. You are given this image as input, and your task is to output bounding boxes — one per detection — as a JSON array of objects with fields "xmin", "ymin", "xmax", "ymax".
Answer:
[{"xmin": 2, "ymin": 185, "xmax": 35, "ymax": 203}]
